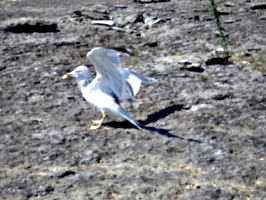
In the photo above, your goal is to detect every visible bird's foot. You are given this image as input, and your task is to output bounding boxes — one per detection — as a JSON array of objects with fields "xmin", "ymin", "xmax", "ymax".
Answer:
[
  {"xmin": 89, "ymin": 124, "xmax": 110, "ymax": 130},
  {"xmin": 89, "ymin": 114, "xmax": 107, "ymax": 130},
  {"xmin": 89, "ymin": 124, "xmax": 102, "ymax": 130},
  {"xmin": 92, "ymin": 119, "xmax": 102, "ymax": 124}
]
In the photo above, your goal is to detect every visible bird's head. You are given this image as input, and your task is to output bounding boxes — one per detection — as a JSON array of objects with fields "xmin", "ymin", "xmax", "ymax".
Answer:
[{"xmin": 62, "ymin": 65, "xmax": 92, "ymax": 81}]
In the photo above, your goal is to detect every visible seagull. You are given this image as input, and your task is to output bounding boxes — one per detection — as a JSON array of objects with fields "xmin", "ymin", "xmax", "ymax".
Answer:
[{"xmin": 62, "ymin": 47, "xmax": 156, "ymax": 130}]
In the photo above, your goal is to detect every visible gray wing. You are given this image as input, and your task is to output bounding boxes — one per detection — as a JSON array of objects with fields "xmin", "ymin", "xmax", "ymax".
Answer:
[
  {"xmin": 87, "ymin": 47, "xmax": 156, "ymax": 103},
  {"xmin": 119, "ymin": 67, "xmax": 157, "ymax": 104},
  {"xmin": 87, "ymin": 47, "xmax": 130, "ymax": 101}
]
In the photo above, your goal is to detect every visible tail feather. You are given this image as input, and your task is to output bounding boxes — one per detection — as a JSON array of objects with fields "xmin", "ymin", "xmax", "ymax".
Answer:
[{"xmin": 117, "ymin": 106, "xmax": 142, "ymax": 129}]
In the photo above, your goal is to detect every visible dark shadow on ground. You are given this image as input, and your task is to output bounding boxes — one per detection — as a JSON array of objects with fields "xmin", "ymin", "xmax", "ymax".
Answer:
[
  {"xmin": 142, "ymin": 126, "xmax": 202, "ymax": 143},
  {"xmin": 105, "ymin": 104, "xmax": 183, "ymax": 129},
  {"xmin": 104, "ymin": 104, "xmax": 202, "ymax": 143},
  {"xmin": 140, "ymin": 104, "xmax": 184, "ymax": 125}
]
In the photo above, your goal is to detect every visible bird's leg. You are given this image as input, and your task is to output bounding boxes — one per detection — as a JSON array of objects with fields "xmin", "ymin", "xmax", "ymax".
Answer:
[
  {"xmin": 92, "ymin": 113, "xmax": 107, "ymax": 124},
  {"xmin": 90, "ymin": 113, "xmax": 107, "ymax": 130}
]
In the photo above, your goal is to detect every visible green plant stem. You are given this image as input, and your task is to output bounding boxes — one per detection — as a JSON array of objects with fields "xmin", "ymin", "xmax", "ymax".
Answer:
[{"xmin": 207, "ymin": 0, "xmax": 229, "ymax": 55}]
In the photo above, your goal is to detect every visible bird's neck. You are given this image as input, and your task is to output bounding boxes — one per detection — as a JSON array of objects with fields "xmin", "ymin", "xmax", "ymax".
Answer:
[{"xmin": 77, "ymin": 79, "xmax": 91, "ymax": 90}]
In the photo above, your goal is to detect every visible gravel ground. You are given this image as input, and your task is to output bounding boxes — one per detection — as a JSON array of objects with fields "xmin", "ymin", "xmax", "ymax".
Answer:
[{"xmin": 0, "ymin": 0, "xmax": 265, "ymax": 199}]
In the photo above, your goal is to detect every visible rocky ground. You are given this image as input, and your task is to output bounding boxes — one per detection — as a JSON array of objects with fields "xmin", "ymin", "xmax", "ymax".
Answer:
[{"xmin": 0, "ymin": 0, "xmax": 266, "ymax": 199}]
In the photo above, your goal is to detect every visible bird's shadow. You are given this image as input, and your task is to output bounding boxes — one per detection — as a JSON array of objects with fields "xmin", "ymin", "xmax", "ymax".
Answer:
[{"xmin": 104, "ymin": 104, "xmax": 202, "ymax": 143}]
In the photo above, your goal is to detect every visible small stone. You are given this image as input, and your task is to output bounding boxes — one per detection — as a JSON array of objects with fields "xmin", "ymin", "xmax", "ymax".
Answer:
[
  {"xmin": 67, "ymin": 96, "xmax": 76, "ymax": 100},
  {"xmin": 225, "ymin": 2, "xmax": 235, "ymax": 7},
  {"xmin": 73, "ymin": 8, "xmax": 110, "ymax": 20},
  {"xmin": 214, "ymin": 30, "xmax": 229, "ymax": 37},
  {"xmin": 181, "ymin": 63, "xmax": 204, "ymax": 73},
  {"xmin": 91, "ymin": 5, "xmax": 110, "ymax": 14},
  {"xmin": 190, "ymin": 63, "xmax": 201, "ymax": 68},
  {"xmin": 178, "ymin": 59, "xmax": 192, "ymax": 65},
  {"xmin": 212, "ymin": 93, "xmax": 231, "ymax": 100},
  {"xmin": 114, "ymin": 5, "xmax": 127, "ymax": 9},
  {"xmin": 205, "ymin": 55, "xmax": 230, "ymax": 65},
  {"xmin": 250, "ymin": 2, "xmax": 266, "ymax": 10},
  {"xmin": 216, "ymin": 7, "xmax": 231, "ymax": 15},
  {"xmin": 224, "ymin": 19, "xmax": 235, "ymax": 23},
  {"xmin": 36, "ymin": 185, "xmax": 54, "ymax": 196},
  {"xmin": 260, "ymin": 15, "xmax": 266, "ymax": 20},
  {"xmin": 247, "ymin": 47, "xmax": 261, "ymax": 51},
  {"xmin": 54, "ymin": 170, "xmax": 76, "ymax": 178},
  {"xmin": 125, "ymin": 14, "xmax": 143, "ymax": 23}
]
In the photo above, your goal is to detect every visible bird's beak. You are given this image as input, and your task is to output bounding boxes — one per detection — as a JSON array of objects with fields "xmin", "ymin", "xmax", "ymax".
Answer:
[{"xmin": 62, "ymin": 73, "xmax": 72, "ymax": 80}]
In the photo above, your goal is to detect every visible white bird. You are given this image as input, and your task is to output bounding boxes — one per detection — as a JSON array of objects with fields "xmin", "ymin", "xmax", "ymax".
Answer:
[{"xmin": 62, "ymin": 47, "xmax": 156, "ymax": 130}]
